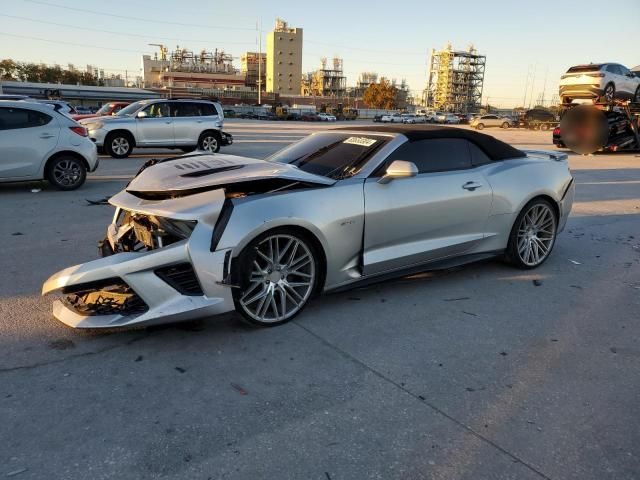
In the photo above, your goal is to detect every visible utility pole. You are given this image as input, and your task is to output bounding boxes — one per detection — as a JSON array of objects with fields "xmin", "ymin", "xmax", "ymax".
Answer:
[
  {"xmin": 528, "ymin": 63, "xmax": 537, "ymax": 109},
  {"xmin": 540, "ymin": 67, "xmax": 548, "ymax": 107},
  {"xmin": 257, "ymin": 20, "xmax": 262, "ymax": 105},
  {"xmin": 522, "ymin": 64, "xmax": 531, "ymax": 108}
]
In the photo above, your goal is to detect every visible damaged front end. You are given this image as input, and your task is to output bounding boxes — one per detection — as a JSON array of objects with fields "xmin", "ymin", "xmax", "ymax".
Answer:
[
  {"xmin": 43, "ymin": 153, "xmax": 335, "ymax": 329},
  {"xmin": 100, "ymin": 209, "xmax": 197, "ymax": 256}
]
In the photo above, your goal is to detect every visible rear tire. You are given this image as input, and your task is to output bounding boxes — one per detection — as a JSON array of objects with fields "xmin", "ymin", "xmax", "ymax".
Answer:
[
  {"xmin": 540, "ymin": 123, "xmax": 549, "ymax": 131},
  {"xmin": 232, "ymin": 228, "xmax": 321, "ymax": 327},
  {"xmin": 506, "ymin": 198, "xmax": 558, "ymax": 269},
  {"xmin": 501, "ymin": 122, "xmax": 509, "ymax": 129},
  {"xmin": 46, "ymin": 155, "xmax": 87, "ymax": 190},
  {"xmin": 198, "ymin": 131, "xmax": 221, "ymax": 153},
  {"xmin": 476, "ymin": 123, "xmax": 484, "ymax": 130},
  {"xmin": 600, "ymin": 83, "xmax": 615, "ymax": 103},
  {"xmin": 105, "ymin": 132, "xmax": 134, "ymax": 159}
]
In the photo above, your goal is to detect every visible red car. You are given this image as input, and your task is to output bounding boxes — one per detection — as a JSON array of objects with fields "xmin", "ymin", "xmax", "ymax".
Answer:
[{"xmin": 71, "ymin": 101, "xmax": 130, "ymax": 121}]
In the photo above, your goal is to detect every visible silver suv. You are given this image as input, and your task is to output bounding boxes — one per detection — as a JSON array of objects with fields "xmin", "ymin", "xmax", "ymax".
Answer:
[{"xmin": 80, "ymin": 99, "xmax": 226, "ymax": 158}]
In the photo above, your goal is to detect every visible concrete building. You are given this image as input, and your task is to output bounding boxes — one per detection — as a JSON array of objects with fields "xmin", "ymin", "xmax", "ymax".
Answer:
[
  {"xmin": 266, "ymin": 18, "xmax": 303, "ymax": 95},
  {"xmin": 241, "ymin": 52, "xmax": 266, "ymax": 90}
]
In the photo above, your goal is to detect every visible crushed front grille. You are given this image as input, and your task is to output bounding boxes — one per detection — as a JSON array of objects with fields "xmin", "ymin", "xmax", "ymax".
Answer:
[{"xmin": 62, "ymin": 279, "xmax": 148, "ymax": 316}]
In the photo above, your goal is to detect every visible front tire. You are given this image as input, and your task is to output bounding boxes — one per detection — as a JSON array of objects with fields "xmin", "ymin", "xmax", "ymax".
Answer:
[
  {"xmin": 46, "ymin": 155, "xmax": 87, "ymax": 190},
  {"xmin": 105, "ymin": 132, "xmax": 134, "ymax": 159},
  {"xmin": 233, "ymin": 229, "xmax": 320, "ymax": 327},
  {"xmin": 476, "ymin": 123, "xmax": 484, "ymax": 130},
  {"xmin": 506, "ymin": 198, "xmax": 558, "ymax": 269},
  {"xmin": 501, "ymin": 122, "xmax": 510, "ymax": 129},
  {"xmin": 198, "ymin": 131, "xmax": 221, "ymax": 153}
]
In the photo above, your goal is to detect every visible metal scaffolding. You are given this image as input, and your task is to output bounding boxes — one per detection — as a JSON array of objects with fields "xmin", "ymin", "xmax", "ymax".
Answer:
[
  {"xmin": 305, "ymin": 57, "xmax": 347, "ymax": 97},
  {"xmin": 424, "ymin": 44, "xmax": 486, "ymax": 113}
]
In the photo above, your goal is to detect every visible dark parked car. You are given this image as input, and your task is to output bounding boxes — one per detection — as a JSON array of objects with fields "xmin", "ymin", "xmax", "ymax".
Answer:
[
  {"xmin": 301, "ymin": 112, "xmax": 320, "ymax": 121},
  {"xmin": 518, "ymin": 109, "xmax": 558, "ymax": 130}
]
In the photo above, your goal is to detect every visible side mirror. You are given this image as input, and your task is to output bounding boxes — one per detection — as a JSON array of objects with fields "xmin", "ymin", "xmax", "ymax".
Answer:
[
  {"xmin": 378, "ymin": 160, "xmax": 418, "ymax": 184},
  {"xmin": 136, "ymin": 111, "xmax": 147, "ymax": 119}
]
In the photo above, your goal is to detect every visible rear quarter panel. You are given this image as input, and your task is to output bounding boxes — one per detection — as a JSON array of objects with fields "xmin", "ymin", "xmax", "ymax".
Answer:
[{"xmin": 478, "ymin": 157, "xmax": 572, "ymax": 251}]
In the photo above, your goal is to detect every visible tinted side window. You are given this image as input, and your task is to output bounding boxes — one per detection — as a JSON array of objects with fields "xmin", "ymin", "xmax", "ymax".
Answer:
[
  {"xmin": 0, "ymin": 107, "xmax": 52, "ymax": 130},
  {"xmin": 385, "ymin": 139, "xmax": 472, "ymax": 174},
  {"xmin": 174, "ymin": 102, "xmax": 200, "ymax": 117},
  {"xmin": 200, "ymin": 103, "xmax": 218, "ymax": 116},
  {"xmin": 468, "ymin": 141, "xmax": 492, "ymax": 166},
  {"xmin": 606, "ymin": 64, "xmax": 621, "ymax": 75},
  {"xmin": 142, "ymin": 102, "xmax": 169, "ymax": 118}
]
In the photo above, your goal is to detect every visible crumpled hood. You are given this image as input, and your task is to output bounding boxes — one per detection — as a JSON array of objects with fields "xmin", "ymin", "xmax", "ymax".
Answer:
[{"xmin": 125, "ymin": 153, "xmax": 336, "ymax": 193}]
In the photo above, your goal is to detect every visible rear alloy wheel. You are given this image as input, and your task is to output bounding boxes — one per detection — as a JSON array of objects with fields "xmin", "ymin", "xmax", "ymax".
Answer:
[
  {"xmin": 476, "ymin": 123, "xmax": 484, "ymax": 130},
  {"xmin": 501, "ymin": 122, "xmax": 510, "ymax": 129},
  {"xmin": 46, "ymin": 156, "xmax": 86, "ymax": 190},
  {"xmin": 106, "ymin": 133, "xmax": 133, "ymax": 158},
  {"xmin": 602, "ymin": 83, "xmax": 615, "ymax": 103},
  {"xmin": 539, "ymin": 123, "xmax": 549, "ymax": 131},
  {"xmin": 234, "ymin": 231, "xmax": 319, "ymax": 326},
  {"xmin": 198, "ymin": 132, "xmax": 220, "ymax": 153},
  {"xmin": 507, "ymin": 199, "xmax": 557, "ymax": 269}
]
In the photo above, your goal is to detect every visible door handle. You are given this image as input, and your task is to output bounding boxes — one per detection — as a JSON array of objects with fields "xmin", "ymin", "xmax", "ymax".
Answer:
[
  {"xmin": 462, "ymin": 181, "xmax": 482, "ymax": 191},
  {"xmin": 40, "ymin": 133, "xmax": 55, "ymax": 139}
]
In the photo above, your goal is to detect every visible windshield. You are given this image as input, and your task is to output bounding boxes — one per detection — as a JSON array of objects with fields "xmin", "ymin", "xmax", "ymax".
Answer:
[
  {"xmin": 267, "ymin": 132, "xmax": 388, "ymax": 179},
  {"xmin": 96, "ymin": 104, "xmax": 112, "ymax": 115},
  {"xmin": 116, "ymin": 101, "xmax": 145, "ymax": 117}
]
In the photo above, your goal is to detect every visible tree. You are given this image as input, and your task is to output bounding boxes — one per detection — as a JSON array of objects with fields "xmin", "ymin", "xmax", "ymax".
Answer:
[
  {"xmin": 0, "ymin": 59, "xmax": 17, "ymax": 80},
  {"xmin": 363, "ymin": 77, "xmax": 397, "ymax": 109}
]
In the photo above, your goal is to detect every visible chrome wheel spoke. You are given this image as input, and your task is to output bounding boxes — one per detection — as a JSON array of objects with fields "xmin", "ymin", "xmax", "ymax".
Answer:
[
  {"xmin": 516, "ymin": 203, "xmax": 556, "ymax": 266},
  {"xmin": 239, "ymin": 234, "xmax": 315, "ymax": 323}
]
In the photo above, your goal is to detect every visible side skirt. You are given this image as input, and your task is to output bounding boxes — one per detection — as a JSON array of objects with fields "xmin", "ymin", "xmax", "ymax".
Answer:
[{"xmin": 324, "ymin": 250, "xmax": 505, "ymax": 294}]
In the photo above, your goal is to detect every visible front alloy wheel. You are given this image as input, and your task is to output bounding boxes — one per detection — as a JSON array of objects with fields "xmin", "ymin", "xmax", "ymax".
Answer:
[
  {"xmin": 508, "ymin": 200, "xmax": 557, "ymax": 268},
  {"xmin": 236, "ymin": 233, "xmax": 317, "ymax": 326}
]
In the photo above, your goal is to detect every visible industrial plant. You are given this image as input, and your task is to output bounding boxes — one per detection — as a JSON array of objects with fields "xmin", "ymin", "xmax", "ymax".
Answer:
[{"xmin": 424, "ymin": 44, "xmax": 486, "ymax": 113}]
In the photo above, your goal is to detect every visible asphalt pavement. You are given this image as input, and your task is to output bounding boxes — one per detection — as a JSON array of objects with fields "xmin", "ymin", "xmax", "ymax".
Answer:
[{"xmin": 0, "ymin": 120, "xmax": 638, "ymax": 479}]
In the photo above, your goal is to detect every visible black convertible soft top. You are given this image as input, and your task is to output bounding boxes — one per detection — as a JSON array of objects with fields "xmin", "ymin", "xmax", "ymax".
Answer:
[{"xmin": 336, "ymin": 125, "xmax": 526, "ymax": 161}]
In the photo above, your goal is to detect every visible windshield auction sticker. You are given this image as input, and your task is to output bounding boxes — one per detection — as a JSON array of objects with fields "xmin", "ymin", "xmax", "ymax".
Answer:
[{"xmin": 343, "ymin": 137, "xmax": 377, "ymax": 147}]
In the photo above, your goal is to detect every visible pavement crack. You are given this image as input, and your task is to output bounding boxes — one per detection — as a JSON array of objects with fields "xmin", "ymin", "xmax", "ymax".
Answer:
[
  {"xmin": 0, "ymin": 334, "xmax": 149, "ymax": 374},
  {"xmin": 294, "ymin": 321, "xmax": 554, "ymax": 480}
]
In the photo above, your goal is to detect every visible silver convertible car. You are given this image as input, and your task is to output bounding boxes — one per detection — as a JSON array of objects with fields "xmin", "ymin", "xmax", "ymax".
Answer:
[{"xmin": 43, "ymin": 126, "xmax": 575, "ymax": 328}]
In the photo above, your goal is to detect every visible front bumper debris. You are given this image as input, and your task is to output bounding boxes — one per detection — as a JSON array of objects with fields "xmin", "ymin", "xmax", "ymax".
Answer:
[{"xmin": 42, "ymin": 241, "xmax": 235, "ymax": 329}]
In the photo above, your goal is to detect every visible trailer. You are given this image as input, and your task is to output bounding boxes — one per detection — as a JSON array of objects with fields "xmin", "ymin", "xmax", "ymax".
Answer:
[{"xmin": 553, "ymin": 100, "xmax": 640, "ymax": 154}]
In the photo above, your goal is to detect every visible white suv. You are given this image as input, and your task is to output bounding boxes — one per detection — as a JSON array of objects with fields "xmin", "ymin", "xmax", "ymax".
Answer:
[
  {"xmin": 0, "ymin": 100, "xmax": 98, "ymax": 190},
  {"xmin": 80, "ymin": 99, "xmax": 226, "ymax": 158},
  {"xmin": 559, "ymin": 63, "xmax": 640, "ymax": 104}
]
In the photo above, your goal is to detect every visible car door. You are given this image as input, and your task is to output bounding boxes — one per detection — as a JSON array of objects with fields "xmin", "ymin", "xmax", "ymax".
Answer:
[
  {"xmin": 362, "ymin": 138, "xmax": 493, "ymax": 275},
  {"xmin": 0, "ymin": 106, "xmax": 59, "ymax": 178},
  {"xmin": 136, "ymin": 102, "xmax": 174, "ymax": 146},
  {"xmin": 171, "ymin": 102, "xmax": 201, "ymax": 145}
]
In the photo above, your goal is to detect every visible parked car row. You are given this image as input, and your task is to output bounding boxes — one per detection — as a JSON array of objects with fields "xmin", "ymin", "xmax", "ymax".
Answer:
[{"xmin": 0, "ymin": 97, "xmax": 232, "ymax": 190}]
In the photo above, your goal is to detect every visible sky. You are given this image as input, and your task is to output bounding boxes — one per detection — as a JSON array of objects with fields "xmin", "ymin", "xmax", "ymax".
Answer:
[{"xmin": 1, "ymin": 0, "xmax": 638, "ymax": 107}]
